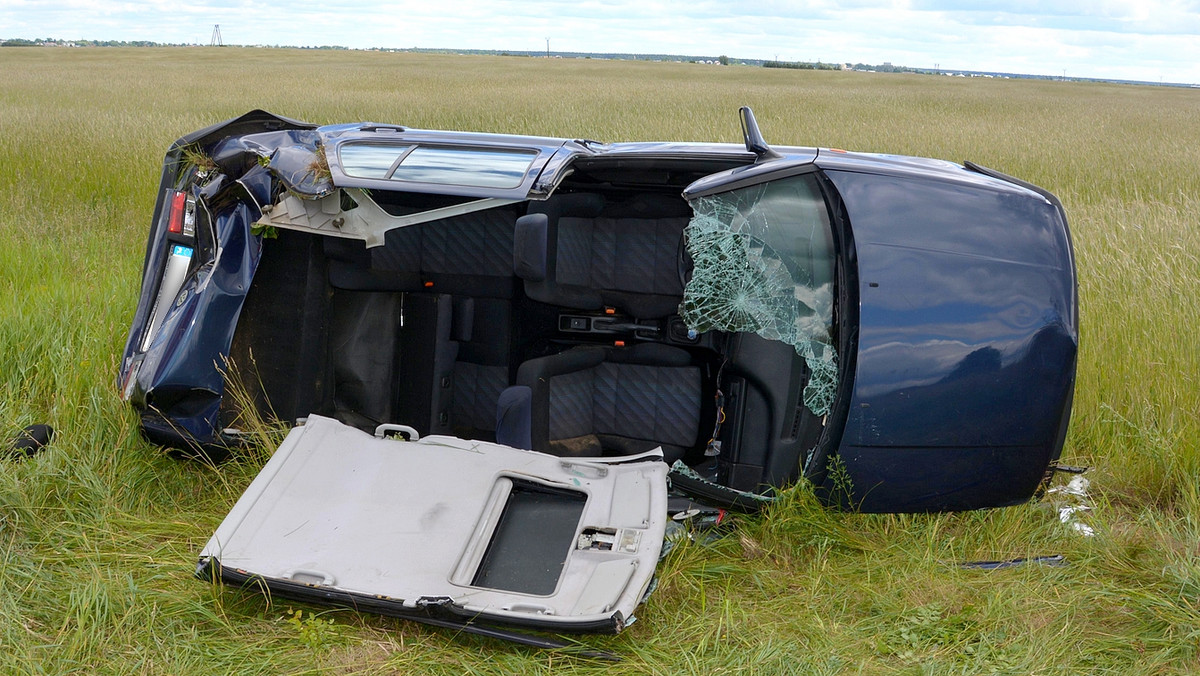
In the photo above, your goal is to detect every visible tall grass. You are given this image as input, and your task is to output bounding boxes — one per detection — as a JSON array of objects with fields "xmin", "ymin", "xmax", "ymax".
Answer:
[{"xmin": 2, "ymin": 47, "xmax": 1198, "ymax": 673}]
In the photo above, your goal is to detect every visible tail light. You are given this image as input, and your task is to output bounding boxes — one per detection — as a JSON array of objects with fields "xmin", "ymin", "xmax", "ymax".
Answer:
[
  {"xmin": 166, "ymin": 190, "xmax": 197, "ymax": 237},
  {"xmin": 167, "ymin": 191, "xmax": 186, "ymax": 233}
]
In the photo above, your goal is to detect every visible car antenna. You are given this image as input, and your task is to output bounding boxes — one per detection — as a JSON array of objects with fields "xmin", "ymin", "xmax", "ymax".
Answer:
[{"xmin": 739, "ymin": 106, "xmax": 782, "ymax": 162}]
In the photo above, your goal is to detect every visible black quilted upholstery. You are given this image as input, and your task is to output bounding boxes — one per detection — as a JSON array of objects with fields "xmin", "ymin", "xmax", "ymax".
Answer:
[
  {"xmin": 556, "ymin": 217, "xmax": 687, "ymax": 297},
  {"xmin": 453, "ymin": 362, "xmax": 509, "ymax": 432},
  {"xmin": 548, "ymin": 361, "xmax": 700, "ymax": 447},
  {"xmin": 449, "ymin": 297, "xmax": 513, "ymax": 434},
  {"xmin": 422, "ymin": 211, "xmax": 515, "ymax": 277},
  {"xmin": 369, "ymin": 206, "xmax": 518, "ymax": 295},
  {"xmin": 370, "ymin": 224, "xmax": 421, "ymax": 272},
  {"xmin": 506, "ymin": 344, "xmax": 702, "ymax": 460},
  {"xmin": 547, "ymin": 369, "xmax": 596, "ymax": 439},
  {"xmin": 520, "ymin": 193, "xmax": 693, "ymax": 318}
]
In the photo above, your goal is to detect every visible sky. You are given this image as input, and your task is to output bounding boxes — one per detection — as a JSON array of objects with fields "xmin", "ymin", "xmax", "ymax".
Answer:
[{"xmin": 3, "ymin": 0, "xmax": 1199, "ymax": 84}]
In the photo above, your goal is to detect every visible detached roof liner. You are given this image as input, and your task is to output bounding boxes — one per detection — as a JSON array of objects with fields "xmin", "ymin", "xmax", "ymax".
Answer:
[{"xmin": 198, "ymin": 415, "xmax": 668, "ymax": 634}]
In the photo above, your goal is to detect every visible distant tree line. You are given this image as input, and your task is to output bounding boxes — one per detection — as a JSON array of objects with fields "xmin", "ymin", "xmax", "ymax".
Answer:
[
  {"xmin": 850, "ymin": 62, "xmax": 919, "ymax": 73},
  {"xmin": 2, "ymin": 38, "xmax": 173, "ymax": 47},
  {"xmin": 762, "ymin": 60, "xmax": 841, "ymax": 71},
  {"xmin": 0, "ymin": 38, "xmax": 359, "ymax": 49}
]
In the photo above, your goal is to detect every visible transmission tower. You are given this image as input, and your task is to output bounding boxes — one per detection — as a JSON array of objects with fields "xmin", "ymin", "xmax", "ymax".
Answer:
[{"xmin": 210, "ymin": 24, "xmax": 223, "ymax": 47}]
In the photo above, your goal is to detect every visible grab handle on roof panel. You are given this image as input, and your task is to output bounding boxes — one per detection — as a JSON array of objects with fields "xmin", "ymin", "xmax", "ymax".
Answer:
[
  {"xmin": 375, "ymin": 423, "xmax": 420, "ymax": 441},
  {"xmin": 283, "ymin": 569, "xmax": 337, "ymax": 586}
]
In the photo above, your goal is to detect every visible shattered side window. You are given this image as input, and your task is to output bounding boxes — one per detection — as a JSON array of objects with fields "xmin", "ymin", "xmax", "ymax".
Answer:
[{"xmin": 681, "ymin": 174, "xmax": 838, "ymax": 415}]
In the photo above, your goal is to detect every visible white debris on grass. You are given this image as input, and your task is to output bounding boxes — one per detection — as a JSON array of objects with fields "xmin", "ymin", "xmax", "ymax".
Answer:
[{"xmin": 1047, "ymin": 474, "xmax": 1096, "ymax": 537}]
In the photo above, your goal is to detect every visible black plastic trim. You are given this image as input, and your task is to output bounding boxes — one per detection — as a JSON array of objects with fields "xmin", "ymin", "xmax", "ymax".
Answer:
[
  {"xmin": 198, "ymin": 559, "xmax": 625, "ymax": 646},
  {"xmin": 668, "ymin": 469, "xmax": 774, "ymax": 513},
  {"xmin": 802, "ymin": 171, "xmax": 860, "ymax": 495}
]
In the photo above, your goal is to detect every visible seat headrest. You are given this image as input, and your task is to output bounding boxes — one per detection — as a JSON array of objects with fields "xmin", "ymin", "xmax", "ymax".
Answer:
[{"xmin": 513, "ymin": 213, "xmax": 548, "ymax": 282}]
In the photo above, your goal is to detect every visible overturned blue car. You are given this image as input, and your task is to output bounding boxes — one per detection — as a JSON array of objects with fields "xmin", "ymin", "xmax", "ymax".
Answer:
[{"xmin": 120, "ymin": 107, "xmax": 1077, "ymax": 515}]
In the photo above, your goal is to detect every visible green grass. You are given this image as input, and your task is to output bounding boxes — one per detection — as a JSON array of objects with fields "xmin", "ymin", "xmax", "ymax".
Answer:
[{"xmin": 2, "ymin": 46, "xmax": 1199, "ymax": 674}]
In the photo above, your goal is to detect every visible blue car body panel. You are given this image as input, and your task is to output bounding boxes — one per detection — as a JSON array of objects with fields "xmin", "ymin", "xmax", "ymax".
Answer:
[
  {"xmin": 817, "ymin": 162, "xmax": 1076, "ymax": 511},
  {"xmin": 122, "ymin": 111, "xmax": 316, "ymax": 447}
]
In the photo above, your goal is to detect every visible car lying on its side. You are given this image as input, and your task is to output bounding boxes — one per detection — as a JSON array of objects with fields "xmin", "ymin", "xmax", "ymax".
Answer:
[{"xmin": 119, "ymin": 108, "xmax": 1077, "ymax": 639}]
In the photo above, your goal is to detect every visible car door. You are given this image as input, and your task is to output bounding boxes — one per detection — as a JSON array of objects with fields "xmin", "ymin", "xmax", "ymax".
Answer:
[
  {"xmin": 198, "ymin": 415, "xmax": 668, "ymax": 636},
  {"xmin": 680, "ymin": 153, "xmax": 850, "ymax": 490}
]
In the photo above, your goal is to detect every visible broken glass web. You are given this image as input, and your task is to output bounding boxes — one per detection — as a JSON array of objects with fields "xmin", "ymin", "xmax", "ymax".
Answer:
[{"xmin": 680, "ymin": 179, "xmax": 838, "ymax": 415}]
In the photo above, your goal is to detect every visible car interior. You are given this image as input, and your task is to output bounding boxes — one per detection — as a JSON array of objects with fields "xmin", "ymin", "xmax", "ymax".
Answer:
[{"xmin": 223, "ymin": 158, "xmax": 829, "ymax": 491}]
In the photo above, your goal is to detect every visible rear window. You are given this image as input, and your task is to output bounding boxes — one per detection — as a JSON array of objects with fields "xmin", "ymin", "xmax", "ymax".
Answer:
[{"xmin": 338, "ymin": 143, "xmax": 538, "ymax": 189}]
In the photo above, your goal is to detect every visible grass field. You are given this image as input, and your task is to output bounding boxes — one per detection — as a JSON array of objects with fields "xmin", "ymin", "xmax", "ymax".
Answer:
[{"xmin": 1, "ymin": 46, "xmax": 1199, "ymax": 674}]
